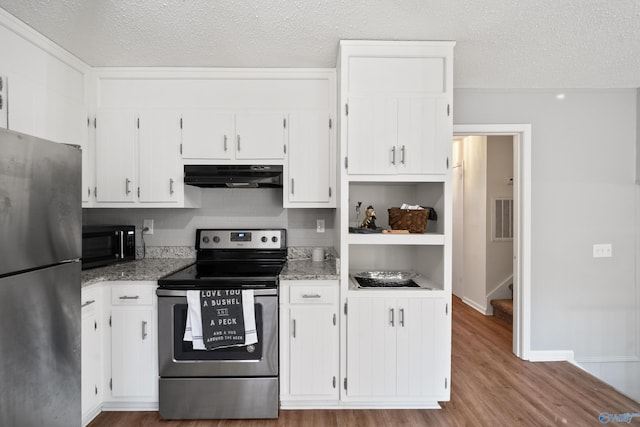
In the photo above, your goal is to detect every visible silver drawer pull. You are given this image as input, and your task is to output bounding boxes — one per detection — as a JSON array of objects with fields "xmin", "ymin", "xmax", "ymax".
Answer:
[
  {"xmin": 292, "ymin": 319, "xmax": 296, "ymax": 338},
  {"xmin": 81, "ymin": 299, "xmax": 95, "ymax": 308},
  {"xmin": 119, "ymin": 295, "xmax": 140, "ymax": 300},
  {"xmin": 301, "ymin": 294, "xmax": 321, "ymax": 299},
  {"xmin": 142, "ymin": 321, "xmax": 148, "ymax": 340}
]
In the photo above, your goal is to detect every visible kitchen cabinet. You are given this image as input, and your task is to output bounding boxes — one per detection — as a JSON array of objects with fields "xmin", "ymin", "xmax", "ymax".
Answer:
[
  {"xmin": 280, "ymin": 280, "xmax": 339, "ymax": 405},
  {"xmin": 81, "ymin": 285, "xmax": 102, "ymax": 425},
  {"xmin": 340, "ymin": 41, "xmax": 454, "ymax": 176},
  {"xmin": 94, "ymin": 109, "xmax": 196, "ymax": 207},
  {"xmin": 338, "ymin": 41, "xmax": 454, "ymax": 408},
  {"xmin": 181, "ymin": 110, "xmax": 286, "ymax": 162},
  {"xmin": 105, "ymin": 283, "xmax": 157, "ymax": 404},
  {"xmin": 284, "ymin": 111, "xmax": 335, "ymax": 207},
  {"xmin": 346, "ymin": 296, "xmax": 450, "ymax": 401}
]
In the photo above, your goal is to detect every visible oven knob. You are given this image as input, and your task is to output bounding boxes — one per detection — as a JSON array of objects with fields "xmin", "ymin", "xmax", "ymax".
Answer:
[
  {"xmin": 271, "ymin": 236, "xmax": 278, "ymax": 243},
  {"xmin": 261, "ymin": 236, "xmax": 268, "ymax": 243},
  {"xmin": 246, "ymin": 344, "xmax": 255, "ymax": 353},
  {"xmin": 202, "ymin": 236, "xmax": 210, "ymax": 243},
  {"xmin": 213, "ymin": 236, "xmax": 220, "ymax": 243}
]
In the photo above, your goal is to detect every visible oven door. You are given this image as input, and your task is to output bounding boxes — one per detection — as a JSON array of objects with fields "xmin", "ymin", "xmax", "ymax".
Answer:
[{"xmin": 157, "ymin": 288, "xmax": 278, "ymax": 378}]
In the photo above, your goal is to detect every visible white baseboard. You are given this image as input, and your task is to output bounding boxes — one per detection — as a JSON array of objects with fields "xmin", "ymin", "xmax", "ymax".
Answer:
[
  {"xmin": 101, "ymin": 401, "xmax": 159, "ymax": 411},
  {"xmin": 82, "ymin": 406, "xmax": 102, "ymax": 427},
  {"xmin": 527, "ymin": 350, "xmax": 575, "ymax": 362},
  {"xmin": 461, "ymin": 297, "xmax": 489, "ymax": 315}
]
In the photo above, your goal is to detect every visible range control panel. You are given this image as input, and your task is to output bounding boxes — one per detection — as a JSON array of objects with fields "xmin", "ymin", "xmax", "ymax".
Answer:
[{"xmin": 197, "ymin": 229, "xmax": 286, "ymax": 250}]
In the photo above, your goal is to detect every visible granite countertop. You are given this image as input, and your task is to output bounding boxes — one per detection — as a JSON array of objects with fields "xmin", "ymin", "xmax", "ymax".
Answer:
[
  {"xmin": 81, "ymin": 246, "xmax": 340, "ymax": 286},
  {"xmin": 279, "ymin": 258, "xmax": 339, "ymax": 281},
  {"xmin": 81, "ymin": 258, "xmax": 195, "ymax": 287}
]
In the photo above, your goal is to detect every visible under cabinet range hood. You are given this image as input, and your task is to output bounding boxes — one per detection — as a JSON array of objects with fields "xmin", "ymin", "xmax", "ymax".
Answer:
[{"xmin": 184, "ymin": 165, "xmax": 283, "ymax": 188}]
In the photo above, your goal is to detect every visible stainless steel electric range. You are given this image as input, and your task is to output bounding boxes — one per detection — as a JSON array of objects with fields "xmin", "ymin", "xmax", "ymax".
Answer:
[{"xmin": 156, "ymin": 229, "xmax": 286, "ymax": 420}]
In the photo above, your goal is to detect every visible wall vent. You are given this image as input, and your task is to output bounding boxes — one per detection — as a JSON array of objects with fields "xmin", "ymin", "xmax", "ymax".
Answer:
[{"xmin": 494, "ymin": 198, "xmax": 513, "ymax": 240}]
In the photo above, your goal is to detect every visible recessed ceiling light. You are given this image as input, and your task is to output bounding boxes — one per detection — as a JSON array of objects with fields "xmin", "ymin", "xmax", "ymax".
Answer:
[{"xmin": 556, "ymin": 93, "xmax": 566, "ymax": 100}]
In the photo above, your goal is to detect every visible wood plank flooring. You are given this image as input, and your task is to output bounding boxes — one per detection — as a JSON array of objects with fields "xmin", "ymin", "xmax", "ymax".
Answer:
[{"xmin": 88, "ymin": 296, "xmax": 639, "ymax": 426}]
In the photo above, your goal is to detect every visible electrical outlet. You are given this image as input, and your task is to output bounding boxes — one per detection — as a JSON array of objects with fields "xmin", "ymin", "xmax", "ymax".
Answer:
[
  {"xmin": 316, "ymin": 219, "xmax": 325, "ymax": 233},
  {"xmin": 143, "ymin": 219, "xmax": 154, "ymax": 235},
  {"xmin": 593, "ymin": 243, "xmax": 612, "ymax": 258}
]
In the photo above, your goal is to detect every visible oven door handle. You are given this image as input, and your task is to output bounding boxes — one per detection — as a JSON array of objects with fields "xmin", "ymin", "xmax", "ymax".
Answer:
[{"xmin": 156, "ymin": 288, "xmax": 278, "ymax": 297}]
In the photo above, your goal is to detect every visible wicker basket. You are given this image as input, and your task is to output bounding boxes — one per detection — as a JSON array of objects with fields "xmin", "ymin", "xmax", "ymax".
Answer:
[{"xmin": 388, "ymin": 208, "xmax": 429, "ymax": 233}]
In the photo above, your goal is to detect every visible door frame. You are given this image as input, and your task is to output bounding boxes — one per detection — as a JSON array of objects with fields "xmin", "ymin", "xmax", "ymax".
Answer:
[{"xmin": 453, "ymin": 124, "xmax": 532, "ymax": 360}]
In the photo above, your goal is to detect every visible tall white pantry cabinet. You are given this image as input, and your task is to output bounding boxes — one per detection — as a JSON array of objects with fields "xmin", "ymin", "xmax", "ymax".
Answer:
[{"xmin": 338, "ymin": 40, "xmax": 454, "ymax": 407}]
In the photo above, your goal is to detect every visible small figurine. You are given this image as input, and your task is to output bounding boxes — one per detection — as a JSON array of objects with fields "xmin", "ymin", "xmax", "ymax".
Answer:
[{"xmin": 360, "ymin": 205, "xmax": 377, "ymax": 229}]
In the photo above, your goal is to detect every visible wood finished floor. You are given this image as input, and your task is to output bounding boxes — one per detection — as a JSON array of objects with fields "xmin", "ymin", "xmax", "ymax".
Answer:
[{"xmin": 88, "ymin": 296, "xmax": 639, "ymax": 426}]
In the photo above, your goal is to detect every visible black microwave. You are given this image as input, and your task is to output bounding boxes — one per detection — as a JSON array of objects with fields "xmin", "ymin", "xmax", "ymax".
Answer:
[{"xmin": 82, "ymin": 225, "xmax": 136, "ymax": 270}]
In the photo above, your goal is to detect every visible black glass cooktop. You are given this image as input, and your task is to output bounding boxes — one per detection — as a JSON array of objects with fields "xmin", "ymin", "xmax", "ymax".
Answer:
[{"xmin": 158, "ymin": 263, "xmax": 284, "ymax": 289}]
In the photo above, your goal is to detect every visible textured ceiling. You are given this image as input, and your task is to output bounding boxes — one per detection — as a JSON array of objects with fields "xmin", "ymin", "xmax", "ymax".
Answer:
[{"xmin": 1, "ymin": 0, "xmax": 639, "ymax": 88}]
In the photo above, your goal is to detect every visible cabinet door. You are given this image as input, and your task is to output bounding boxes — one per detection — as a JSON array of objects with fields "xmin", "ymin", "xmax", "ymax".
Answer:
[
  {"xmin": 346, "ymin": 297, "xmax": 397, "ymax": 396},
  {"xmin": 181, "ymin": 110, "xmax": 234, "ymax": 160},
  {"xmin": 81, "ymin": 304, "xmax": 100, "ymax": 416},
  {"xmin": 396, "ymin": 297, "xmax": 448, "ymax": 398},
  {"xmin": 346, "ymin": 96, "xmax": 397, "ymax": 175},
  {"xmin": 95, "ymin": 110, "xmax": 137, "ymax": 202},
  {"xmin": 397, "ymin": 97, "xmax": 448, "ymax": 174},
  {"xmin": 138, "ymin": 110, "xmax": 181, "ymax": 203},
  {"xmin": 289, "ymin": 306, "xmax": 339, "ymax": 397},
  {"xmin": 110, "ymin": 308, "xmax": 155, "ymax": 398},
  {"xmin": 235, "ymin": 112, "xmax": 286, "ymax": 160},
  {"xmin": 286, "ymin": 111, "xmax": 331, "ymax": 206}
]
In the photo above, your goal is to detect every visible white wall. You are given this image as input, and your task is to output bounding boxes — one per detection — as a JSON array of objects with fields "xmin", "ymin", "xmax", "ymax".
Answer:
[
  {"xmin": 84, "ymin": 189, "xmax": 335, "ymax": 248},
  {"xmin": 454, "ymin": 88, "xmax": 639, "ymax": 402}
]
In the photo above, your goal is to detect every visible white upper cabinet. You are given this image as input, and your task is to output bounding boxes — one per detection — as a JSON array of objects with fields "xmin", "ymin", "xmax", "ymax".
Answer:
[
  {"xmin": 181, "ymin": 110, "xmax": 234, "ymax": 160},
  {"xmin": 285, "ymin": 111, "xmax": 335, "ymax": 207},
  {"xmin": 341, "ymin": 41, "xmax": 454, "ymax": 176},
  {"xmin": 95, "ymin": 109, "xmax": 137, "ymax": 203},
  {"xmin": 235, "ymin": 112, "xmax": 286, "ymax": 160},
  {"xmin": 138, "ymin": 110, "xmax": 181, "ymax": 203}
]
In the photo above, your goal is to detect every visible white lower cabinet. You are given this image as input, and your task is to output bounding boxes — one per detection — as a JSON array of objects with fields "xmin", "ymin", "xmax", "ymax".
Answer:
[
  {"xmin": 280, "ymin": 280, "xmax": 339, "ymax": 406},
  {"xmin": 81, "ymin": 286, "xmax": 102, "ymax": 425},
  {"xmin": 346, "ymin": 296, "xmax": 450, "ymax": 402},
  {"xmin": 104, "ymin": 282, "xmax": 158, "ymax": 408}
]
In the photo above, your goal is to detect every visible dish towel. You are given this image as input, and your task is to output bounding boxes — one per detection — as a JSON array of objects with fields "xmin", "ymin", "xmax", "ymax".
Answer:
[{"xmin": 184, "ymin": 289, "xmax": 257, "ymax": 350}]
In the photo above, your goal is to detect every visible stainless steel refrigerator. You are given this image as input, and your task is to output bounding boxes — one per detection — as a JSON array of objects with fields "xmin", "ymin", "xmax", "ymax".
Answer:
[{"xmin": 0, "ymin": 128, "xmax": 81, "ymax": 427}]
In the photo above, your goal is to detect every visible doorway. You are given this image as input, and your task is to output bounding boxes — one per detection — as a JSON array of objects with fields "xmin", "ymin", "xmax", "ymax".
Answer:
[{"xmin": 453, "ymin": 124, "xmax": 531, "ymax": 360}]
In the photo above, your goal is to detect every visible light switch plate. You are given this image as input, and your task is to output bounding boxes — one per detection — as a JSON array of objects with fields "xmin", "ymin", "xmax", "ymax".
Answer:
[
  {"xmin": 593, "ymin": 243, "xmax": 612, "ymax": 258},
  {"xmin": 316, "ymin": 219, "xmax": 325, "ymax": 233}
]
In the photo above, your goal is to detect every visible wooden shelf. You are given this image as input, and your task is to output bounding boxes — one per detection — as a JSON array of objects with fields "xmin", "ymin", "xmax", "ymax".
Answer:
[{"xmin": 347, "ymin": 232, "xmax": 445, "ymax": 245}]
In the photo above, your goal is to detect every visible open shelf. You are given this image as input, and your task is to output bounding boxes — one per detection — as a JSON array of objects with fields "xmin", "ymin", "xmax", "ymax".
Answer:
[{"xmin": 348, "ymin": 232, "xmax": 445, "ymax": 245}]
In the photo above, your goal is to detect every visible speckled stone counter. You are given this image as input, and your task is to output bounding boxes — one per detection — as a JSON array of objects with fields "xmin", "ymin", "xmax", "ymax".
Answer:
[
  {"xmin": 81, "ymin": 258, "xmax": 195, "ymax": 287},
  {"xmin": 280, "ymin": 247, "xmax": 339, "ymax": 280}
]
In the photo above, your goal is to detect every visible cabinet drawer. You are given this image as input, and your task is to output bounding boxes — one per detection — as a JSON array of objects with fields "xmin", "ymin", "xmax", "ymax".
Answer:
[
  {"xmin": 289, "ymin": 285, "xmax": 337, "ymax": 304},
  {"xmin": 111, "ymin": 285, "xmax": 154, "ymax": 305},
  {"xmin": 81, "ymin": 286, "xmax": 100, "ymax": 311}
]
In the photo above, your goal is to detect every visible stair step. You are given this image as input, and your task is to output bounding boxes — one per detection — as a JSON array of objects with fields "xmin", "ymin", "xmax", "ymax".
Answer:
[{"xmin": 490, "ymin": 298, "xmax": 513, "ymax": 324}]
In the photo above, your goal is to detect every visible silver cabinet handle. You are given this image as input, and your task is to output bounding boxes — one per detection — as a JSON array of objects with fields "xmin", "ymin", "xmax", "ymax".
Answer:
[
  {"xmin": 399, "ymin": 308, "xmax": 405, "ymax": 327},
  {"xmin": 119, "ymin": 231, "xmax": 124, "ymax": 259},
  {"xmin": 237, "ymin": 135, "xmax": 241, "ymax": 151},
  {"xmin": 400, "ymin": 145, "xmax": 406, "ymax": 165},
  {"xmin": 169, "ymin": 178, "xmax": 175, "ymax": 195},
  {"xmin": 333, "ymin": 313, "xmax": 337, "ymax": 326},
  {"xmin": 302, "ymin": 294, "xmax": 321, "ymax": 299},
  {"xmin": 224, "ymin": 134, "xmax": 228, "ymax": 151},
  {"xmin": 292, "ymin": 319, "xmax": 296, "ymax": 338},
  {"xmin": 87, "ymin": 187, "xmax": 91, "ymax": 198},
  {"xmin": 391, "ymin": 146, "xmax": 396, "ymax": 165},
  {"xmin": 142, "ymin": 320, "xmax": 148, "ymax": 340},
  {"xmin": 119, "ymin": 295, "xmax": 140, "ymax": 300},
  {"xmin": 125, "ymin": 178, "xmax": 131, "ymax": 195},
  {"xmin": 389, "ymin": 308, "xmax": 395, "ymax": 327},
  {"xmin": 291, "ymin": 178, "xmax": 294, "ymax": 195},
  {"xmin": 81, "ymin": 300, "xmax": 95, "ymax": 308},
  {"xmin": 333, "ymin": 376, "xmax": 336, "ymax": 388}
]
